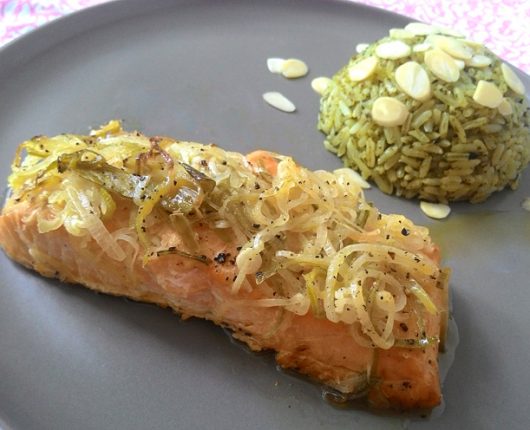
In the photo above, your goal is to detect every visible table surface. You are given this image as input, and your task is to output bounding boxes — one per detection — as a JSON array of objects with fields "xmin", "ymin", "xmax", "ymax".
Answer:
[{"xmin": 1, "ymin": 0, "xmax": 529, "ymax": 74}]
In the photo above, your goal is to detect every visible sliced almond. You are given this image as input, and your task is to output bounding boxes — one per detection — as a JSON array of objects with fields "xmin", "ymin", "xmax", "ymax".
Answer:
[
  {"xmin": 420, "ymin": 201, "xmax": 451, "ymax": 219},
  {"xmin": 395, "ymin": 61, "xmax": 431, "ymax": 101},
  {"xmin": 267, "ymin": 58, "xmax": 285, "ymax": 74},
  {"xmin": 498, "ymin": 98, "xmax": 513, "ymax": 116},
  {"xmin": 435, "ymin": 26, "xmax": 465, "ymax": 38},
  {"xmin": 462, "ymin": 39, "xmax": 484, "ymax": 49},
  {"xmin": 473, "ymin": 80, "xmax": 503, "ymax": 108},
  {"xmin": 413, "ymin": 42, "xmax": 431, "ymax": 53},
  {"xmin": 501, "ymin": 63, "xmax": 526, "ymax": 95},
  {"xmin": 468, "ymin": 55, "xmax": 492, "ymax": 68},
  {"xmin": 424, "ymin": 34, "xmax": 445, "ymax": 47},
  {"xmin": 356, "ymin": 43, "xmax": 370, "ymax": 54},
  {"xmin": 424, "ymin": 49, "xmax": 460, "ymax": 82},
  {"xmin": 455, "ymin": 59, "xmax": 466, "ymax": 70},
  {"xmin": 281, "ymin": 58, "xmax": 309, "ymax": 79},
  {"xmin": 262, "ymin": 92, "xmax": 296, "ymax": 112},
  {"xmin": 311, "ymin": 77, "xmax": 332, "ymax": 95},
  {"xmin": 389, "ymin": 28, "xmax": 415, "ymax": 40},
  {"xmin": 437, "ymin": 36, "xmax": 473, "ymax": 60},
  {"xmin": 348, "ymin": 56, "xmax": 378, "ymax": 82},
  {"xmin": 371, "ymin": 97, "xmax": 409, "ymax": 127},
  {"xmin": 333, "ymin": 168, "xmax": 371, "ymax": 189},
  {"xmin": 375, "ymin": 40, "xmax": 411, "ymax": 60},
  {"xmin": 522, "ymin": 198, "xmax": 530, "ymax": 212},
  {"xmin": 404, "ymin": 22, "xmax": 437, "ymax": 36}
]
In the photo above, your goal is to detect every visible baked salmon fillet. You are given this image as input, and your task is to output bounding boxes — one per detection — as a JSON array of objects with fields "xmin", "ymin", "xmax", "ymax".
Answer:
[{"xmin": 0, "ymin": 121, "xmax": 450, "ymax": 411}]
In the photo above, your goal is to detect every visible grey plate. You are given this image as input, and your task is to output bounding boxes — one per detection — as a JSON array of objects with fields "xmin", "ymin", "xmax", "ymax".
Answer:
[{"xmin": 0, "ymin": 1, "xmax": 529, "ymax": 429}]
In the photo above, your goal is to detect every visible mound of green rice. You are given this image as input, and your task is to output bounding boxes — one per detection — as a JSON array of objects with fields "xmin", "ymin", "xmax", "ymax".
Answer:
[{"xmin": 318, "ymin": 24, "xmax": 530, "ymax": 203}]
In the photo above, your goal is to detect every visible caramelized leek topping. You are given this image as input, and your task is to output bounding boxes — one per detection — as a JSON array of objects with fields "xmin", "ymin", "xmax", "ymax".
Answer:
[
  {"xmin": 57, "ymin": 150, "xmax": 149, "ymax": 199},
  {"xmin": 155, "ymin": 247, "xmax": 211, "ymax": 264},
  {"xmin": 56, "ymin": 147, "xmax": 215, "ymax": 247},
  {"xmin": 6, "ymin": 120, "xmax": 448, "ymax": 349}
]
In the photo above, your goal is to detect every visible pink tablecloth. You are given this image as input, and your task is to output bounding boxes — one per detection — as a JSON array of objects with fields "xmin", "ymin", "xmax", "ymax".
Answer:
[{"xmin": 0, "ymin": 0, "xmax": 529, "ymax": 74}]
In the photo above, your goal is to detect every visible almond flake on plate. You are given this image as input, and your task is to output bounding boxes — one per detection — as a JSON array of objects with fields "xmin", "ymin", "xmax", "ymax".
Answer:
[
  {"xmin": 420, "ymin": 201, "xmax": 451, "ymax": 219},
  {"xmin": 371, "ymin": 97, "xmax": 409, "ymax": 127},
  {"xmin": 498, "ymin": 98, "xmax": 513, "ymax": 116},
  {"xmin": 404, "ymin": 22, "xmax": 437, "ymax": 36},
  {"xmin": 501, "ymin": 63, "xmax": 526, "ymax": 95},
  {"xmin": 348, "ymin": 56, "xmax": 378, "ymax": 81},
  {"xmin": 395, "ymin": 61, "xmax": 431, "ymax": 101},
  {"xmin": 262, "ymin": 91, "xmax": 296, "ymax": 112},
  {"xmin": 281, "ymin": 58, "xmax": 309, "ymax": 78},
  {"xmin": 424, "ymin": 48, "xmax": 460, "ymax": 82},
  {"xmin": 267, "ymin": 58, "xmax": 285, "ymax": 74},
  {"xmin": 375, "ymin": 40, "xmax": 411, "ymax": 59},
  {"xmin": 473, "ymin": 80, "xmax": 503, "ymax": 108},
  {"xmin": 355, "ymin": 43, "xmax": 369, "ymax": 54},
  {"xmin": 311, "ymin": 77, "xmax": 332, "ymax": 95},
  {"xmin": 468, "ymin": 55, "xmax": 492, "ymax": 68},
  {"xmin": 333, "ymin": 168, "xmax": 371, "ymax": 189}
]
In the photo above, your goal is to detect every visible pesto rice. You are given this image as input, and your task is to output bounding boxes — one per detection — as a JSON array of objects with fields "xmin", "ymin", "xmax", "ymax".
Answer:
[{"xmin": 318, "ymin": 23, "xmax": 530, "ymax": 203}]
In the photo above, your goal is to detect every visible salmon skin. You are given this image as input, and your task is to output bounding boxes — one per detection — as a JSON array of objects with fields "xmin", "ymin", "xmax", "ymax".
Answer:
[{"xmin": 0, "ymin": 121, "xmax": 450, "ymax": 411}]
